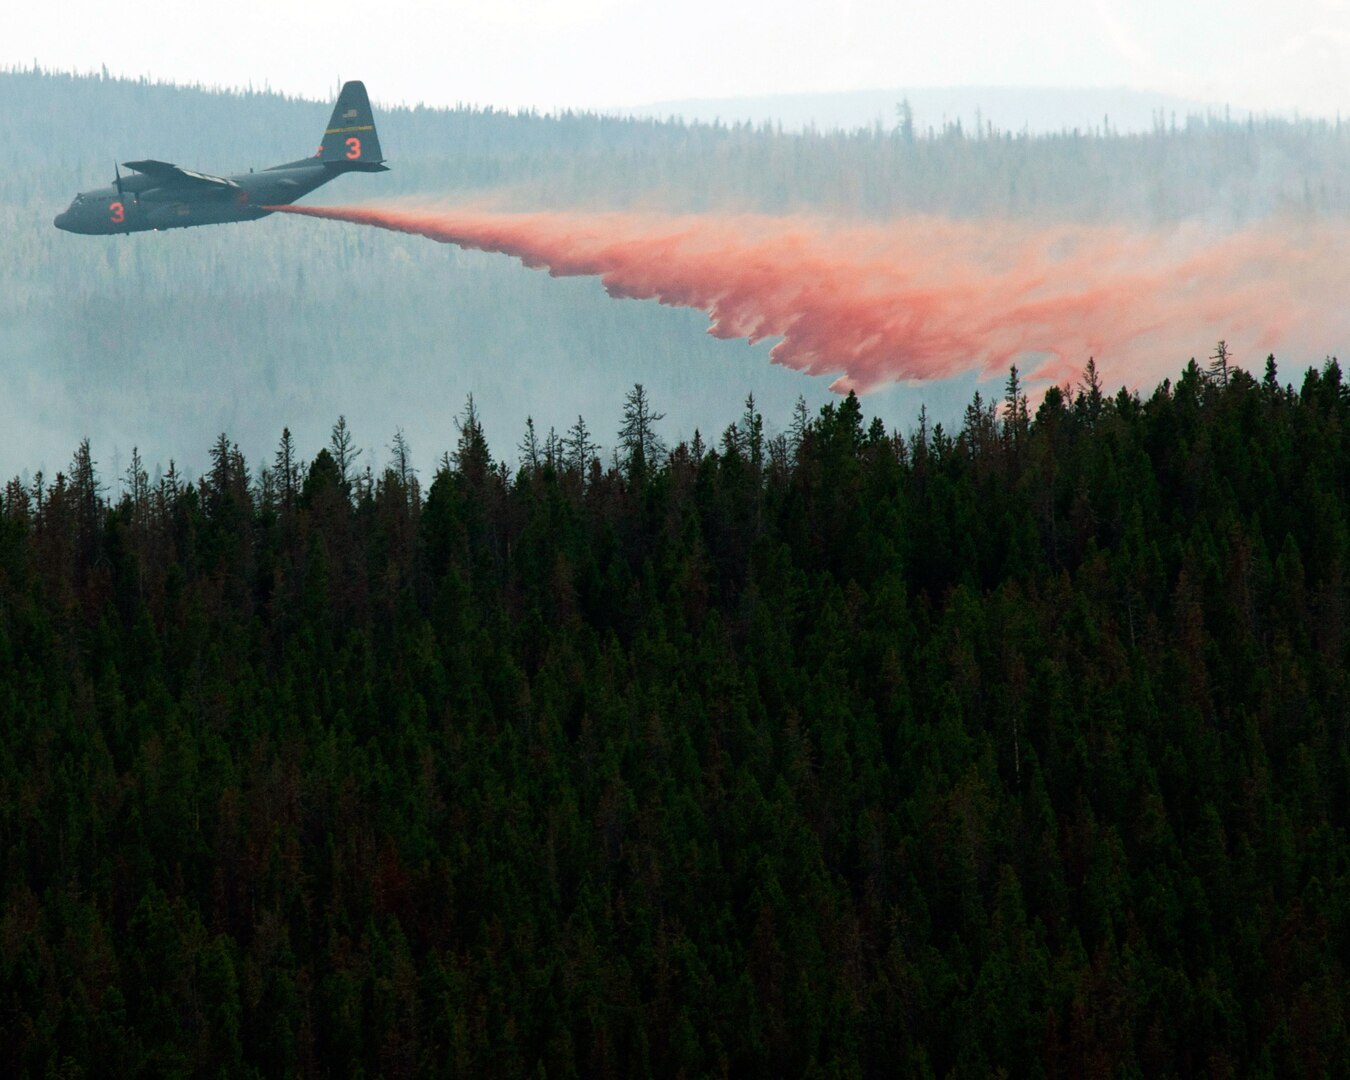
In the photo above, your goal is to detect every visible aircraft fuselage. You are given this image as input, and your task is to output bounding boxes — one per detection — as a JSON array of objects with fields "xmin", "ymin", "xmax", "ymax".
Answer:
[
  {"xmin": 54, "ymin": 159, "xmax": 376, "ymax": 234},
  {"xmin": 54, "ymin": 80, "xmax": 387, "ymax": 235}
]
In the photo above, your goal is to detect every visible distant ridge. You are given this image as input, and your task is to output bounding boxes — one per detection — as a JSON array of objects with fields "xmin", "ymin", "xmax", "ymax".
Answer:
[{"xmin": 621, "ymin": 85, "xmax": 1255, "ymax": 136}]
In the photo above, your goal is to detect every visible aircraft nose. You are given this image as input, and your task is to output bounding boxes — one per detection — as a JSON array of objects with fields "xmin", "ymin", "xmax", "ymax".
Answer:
[{"xmin": 54, "ymin": 211, "xmax": 70, "ymax": 231}]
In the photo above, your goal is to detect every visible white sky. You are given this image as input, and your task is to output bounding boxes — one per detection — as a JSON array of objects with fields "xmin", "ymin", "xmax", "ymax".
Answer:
[{"xmin": 9, "ymin": 0, "xmax": 1350, "ymax": 115}]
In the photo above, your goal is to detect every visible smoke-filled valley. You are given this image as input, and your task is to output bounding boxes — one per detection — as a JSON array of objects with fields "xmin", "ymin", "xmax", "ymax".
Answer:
[{"xmin": 8, "ymin": 68, "xmax": 1350, "ymax": 480}]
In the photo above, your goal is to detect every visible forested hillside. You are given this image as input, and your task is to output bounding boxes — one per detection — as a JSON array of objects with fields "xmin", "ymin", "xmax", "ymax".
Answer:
[
  {"xmin": 8, "ymin": 68, "xmax": 1350, "ymax": 480},
  {"xmin": 10, "ymin": 68, "xmax": 1350, "ymax": 219},
  {"xmin": 2, "ymin": 360, "xmax": 1348, "ymax": 1076}
]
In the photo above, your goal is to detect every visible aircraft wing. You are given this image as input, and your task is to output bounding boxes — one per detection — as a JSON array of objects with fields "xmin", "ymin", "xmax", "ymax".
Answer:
[{"xmin": 122, "ymin": 160, "xmax": 240, "ymax": 190}]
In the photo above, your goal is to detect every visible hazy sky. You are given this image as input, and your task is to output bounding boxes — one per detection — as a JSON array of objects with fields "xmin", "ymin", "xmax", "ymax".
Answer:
[{"xmin": 10, "ymin": 0, "xmax": 1350, "ymax": 114}]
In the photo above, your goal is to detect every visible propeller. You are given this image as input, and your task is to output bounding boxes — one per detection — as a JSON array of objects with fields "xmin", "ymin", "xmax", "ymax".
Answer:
[{"xmin": 113, "ymin": 162, "xmax": 140, "ymax": 205}]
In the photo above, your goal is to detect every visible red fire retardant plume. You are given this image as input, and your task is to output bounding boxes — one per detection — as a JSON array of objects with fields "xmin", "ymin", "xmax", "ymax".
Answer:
[{"xmin": 268, "ymin": 203, "xmax": 1350, "ymax": 392}]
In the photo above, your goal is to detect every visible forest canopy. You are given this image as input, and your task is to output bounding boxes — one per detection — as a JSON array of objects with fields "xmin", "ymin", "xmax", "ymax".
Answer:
[{"xmin": 2, "ymin": 363, "xmax": 1348, "ymax": 1076}]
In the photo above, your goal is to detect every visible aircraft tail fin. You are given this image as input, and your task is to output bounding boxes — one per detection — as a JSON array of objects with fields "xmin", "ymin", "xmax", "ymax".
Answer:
[{"xmin": 318, "ymin": 81, "xmax": 387, "ymax": 169}]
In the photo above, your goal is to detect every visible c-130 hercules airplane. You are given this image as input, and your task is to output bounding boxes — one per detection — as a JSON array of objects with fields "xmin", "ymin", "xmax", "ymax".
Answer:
[{"xmin": 54, "ymin": 80, "xmax": 387, "ymax": 234}]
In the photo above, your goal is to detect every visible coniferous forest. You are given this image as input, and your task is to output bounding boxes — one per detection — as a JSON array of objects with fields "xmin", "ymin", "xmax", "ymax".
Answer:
[{"xmin": 2, "ymin": 359, "xmax": 1348, "ymax": 1076}]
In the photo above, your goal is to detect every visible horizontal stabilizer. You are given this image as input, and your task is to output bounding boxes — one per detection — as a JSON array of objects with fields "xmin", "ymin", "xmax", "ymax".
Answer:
[{"xmin": 122, "ymin": 160, "xmax": 239, "ymax": 189}]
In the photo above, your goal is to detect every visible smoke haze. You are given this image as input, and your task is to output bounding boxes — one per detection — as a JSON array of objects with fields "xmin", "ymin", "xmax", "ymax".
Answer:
[
  {"xmin": 17, "ymin": 73, "xmax": 1350, "ymax": 481},
  {"xmin": 269, "ymin": 203, "xmax": 1350, "ymax": 393}
]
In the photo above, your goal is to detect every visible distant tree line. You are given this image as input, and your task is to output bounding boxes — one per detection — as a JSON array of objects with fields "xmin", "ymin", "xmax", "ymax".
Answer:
[{"xmin": 8, "ymin": 67, "xmax": 1350, "ymax": 220}]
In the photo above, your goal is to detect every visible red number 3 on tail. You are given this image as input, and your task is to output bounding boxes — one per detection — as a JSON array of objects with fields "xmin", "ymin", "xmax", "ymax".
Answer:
[
  {"xmin": 345, "ymin": 137, "xmax": 361, "ymax": 160},
  {"xmin": 110, "ymin": 201, "xmax": 125, "ymax": 224}
]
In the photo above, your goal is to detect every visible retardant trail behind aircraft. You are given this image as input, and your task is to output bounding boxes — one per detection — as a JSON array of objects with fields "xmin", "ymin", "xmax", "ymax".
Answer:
[{"xmin": 269, "ymin": 203, "xmax": 1350, "ymax": 392}]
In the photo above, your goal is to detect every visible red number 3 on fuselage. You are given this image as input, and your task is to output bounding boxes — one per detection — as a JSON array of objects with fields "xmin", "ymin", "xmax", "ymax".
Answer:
[{"xmin": 109, "ymin": 201, "xmax": 125, "ymax": 224}]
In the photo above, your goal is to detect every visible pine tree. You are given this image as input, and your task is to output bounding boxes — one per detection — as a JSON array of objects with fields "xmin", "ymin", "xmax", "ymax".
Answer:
[
  {"xmin": 1004, "ymin": 364, "xmax": 1030, "ymax": 450},
  {"xmin": 618, "ymin": 383, "xmax": 666, "ymax": 481},
  {"xmin": 544, "ymin": 426, "xmax": 564, "ymax": 471},
  {"xmin": 1262, "ymin": 353, "xmax": 1280, "ymax": 394},
  {"xmin": 274, "ymin": 427, "xmax": 299, "ymax": 512},
  {"xmin": 517, "ymin": 416, "xmax": 541, "ymax": 474},
  {"xmin": 208, "ymin": 433, "xmax": 233, "ymax": 505},
  {"xmin": 1078, "ymin": 357, "xmax": 1105, "ymax": 425},
  {"xmin": 565, "ymin": 414, "xmax": 599, "ymax": 478},
  {"xmin": 389, "ymin": 428, "xmax": 415, "ymax": 491},
  {"xmin": 329, "ymin": 415, "xmax": 362, "ymax": 494},
  {"xmin": 741, "ymin": 393, "xmax": 765, "ymax": 471},
  {"xmin": 124, "ymin": 446, "xmax": 149, "ymax": 525},
  {"xmin": 1209, "ymin": 340, "xmax": 1232, "ymax": 387},
  {"xmin": 789, "ymin": 395, "xmax": 811, "ymax": 458},
  {"xmin": 69, "ymin": 438, "xmax": 102, "ymax": 574},
  {"xmin": 453, "ymin": 395, "xmax": 491, "ymax": 487}
]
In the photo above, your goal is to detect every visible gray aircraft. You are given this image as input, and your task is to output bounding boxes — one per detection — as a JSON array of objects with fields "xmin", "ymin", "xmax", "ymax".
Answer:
[{"xmin": 54, "ymin": 80, "xmax": 387, "ymax": 234}]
